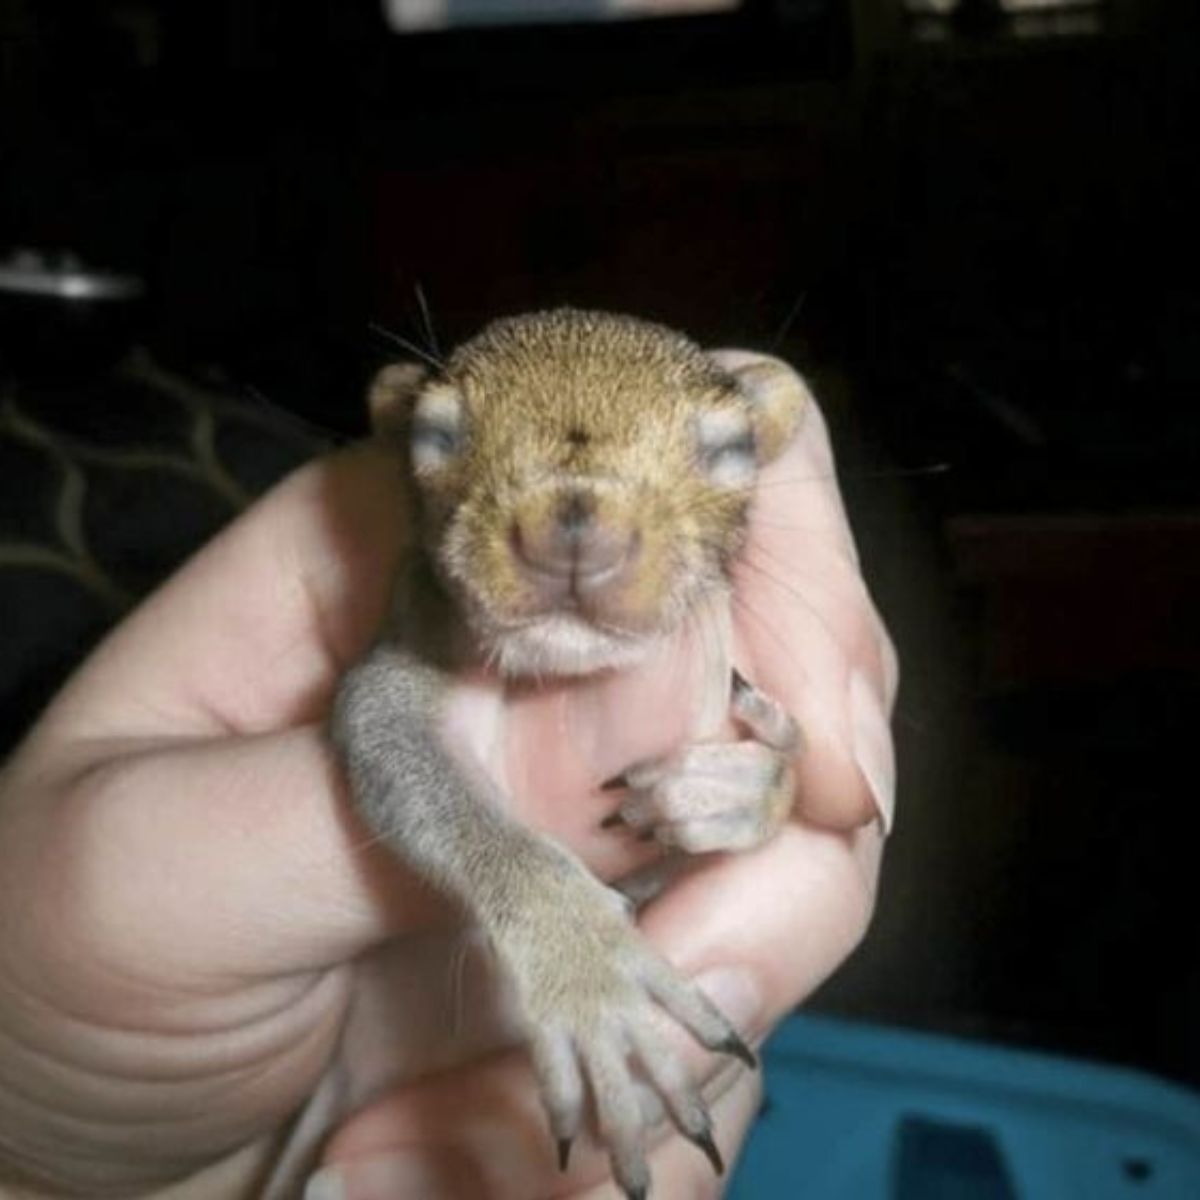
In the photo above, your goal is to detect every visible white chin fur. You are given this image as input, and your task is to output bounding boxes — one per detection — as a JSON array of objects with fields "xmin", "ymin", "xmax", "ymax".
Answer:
[{"xmin": 489, "ymin": 615, "xmax": 654, "ymax": 678}]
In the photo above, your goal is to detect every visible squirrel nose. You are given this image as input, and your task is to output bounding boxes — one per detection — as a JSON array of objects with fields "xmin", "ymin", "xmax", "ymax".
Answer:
[{"xmin": 512, "ymin": 491, "xmax": 637, "ymax": 589}]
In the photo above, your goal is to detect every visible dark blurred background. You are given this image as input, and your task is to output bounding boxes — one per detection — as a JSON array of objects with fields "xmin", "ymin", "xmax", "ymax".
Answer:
[{"xmin": 1, "ymin": 0, "xmax": 1197, "ymax": 1093}]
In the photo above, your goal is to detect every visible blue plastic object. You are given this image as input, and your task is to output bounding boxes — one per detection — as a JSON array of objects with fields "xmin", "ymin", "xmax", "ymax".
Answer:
[{"xmin": 727, "ymin": 1015, "xmax": 1200, "ymax": 1199}]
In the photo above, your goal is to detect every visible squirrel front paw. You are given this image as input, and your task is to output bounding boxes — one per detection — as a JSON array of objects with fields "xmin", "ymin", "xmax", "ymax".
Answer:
[
  {"xmin": 602, "ymin": 740, "xmax": 795, "ymax": 853},
  {"xmin": 494, "ymin": 867, "xmax": 755, "ymax": 1199},
  {"xmin": 602, "ymin": 668, "xmax": 799, "ymax": 854}
]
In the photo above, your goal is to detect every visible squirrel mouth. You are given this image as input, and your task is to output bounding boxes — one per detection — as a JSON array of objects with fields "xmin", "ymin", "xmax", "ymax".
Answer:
[
  {"xmin": 524, "ymin": 562, "xmax": 635, "ymax": 618},
  {"xmin": 509, "ymin": 525, "xmax": 648, "ymax": 630}
]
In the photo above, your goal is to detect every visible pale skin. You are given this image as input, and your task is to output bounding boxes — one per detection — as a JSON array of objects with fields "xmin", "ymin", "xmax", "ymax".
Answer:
[{"xmin": 0, "ymin": 352, "xmax": 895, "ymax": 1200}]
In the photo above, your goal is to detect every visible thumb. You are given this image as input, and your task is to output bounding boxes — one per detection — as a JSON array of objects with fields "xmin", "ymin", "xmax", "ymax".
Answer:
[
  {"xmin": 305, "ymin": 1045, "xmax": 760, "ymax": 1200},
  {"xmin": 4, "ymin": 728, "xmax": 435, "ymax": 991}
]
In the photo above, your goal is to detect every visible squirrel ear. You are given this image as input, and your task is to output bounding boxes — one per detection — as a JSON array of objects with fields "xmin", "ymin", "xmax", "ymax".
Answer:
[
  {"xmin": 367, "ymin": 363, "xmax": 428, "ymax": 439},
  {"xmin": 724, "ymin": 355, "xmax": 808, "ymax": 465}
]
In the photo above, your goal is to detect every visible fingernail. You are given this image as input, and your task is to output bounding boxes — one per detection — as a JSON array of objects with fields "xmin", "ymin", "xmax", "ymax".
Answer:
[
  {"xmin": 849, "ymin": 669, "xmax": 896, "ymax": 834},
  {"xmin": 305, "ymin": 1155, "xmax": 461, "ymax": 1200},
  {"xmin": 695, "ymin": 965, "xmax": 763, "ymax": 1034},
  {"xmin": 304, "ymin": 1169, "xmax": 345, "ymax": 1200}
]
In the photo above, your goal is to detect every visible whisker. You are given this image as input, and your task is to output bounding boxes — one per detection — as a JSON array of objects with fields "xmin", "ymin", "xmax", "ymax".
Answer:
[
  {"xmin": 685, "ymin": 590, "xmax": 730, "ymax": 738},
  {"xmin": 728, "ymin": 590, "xmax": 812, "ymax": 690},
  {"xmin": 687, "ymin": 532, "xmax": 818, "ymax": 684},
  {"xmin": 239, "ymin": 383, "xmax": 348, "ymax": 446},
  {"xmin": 755, "ymin": 462, "xmax": 951, "ymax": 490},
  {"xmin": 743, "ymin": 516, "xmax": 838, "ymax": 534},
  {"xmin": 369, "ymin": 321, "xmax": 444, "ymax": 371},
  {"xmin": 735, "ymin": 545, "xmax": 848, "ymax": 661},
  {"xmin": 448, "ymin": 927, "xmax": 474, "ymax": 1040},
  {"xmin": 771, "ymin": 288, "xmax": 808, "ymax": 352},
  {"xmin": 744, "ymin": 532, "xmax": 860, "ymax": 597},
  {"xmin": 483, "ymin": 640, "xmax": 502, "ymax": 675},
  {"xmin": 740, "ymin": 538, "xmax": 834, "ymax": 605},
  {"xmin": 413, "ymin": 281, "xmax": 442, "ymax": 360},
  {"xmin": 336, "ymin": 815, "xmax": 409, "ymax": 862}
]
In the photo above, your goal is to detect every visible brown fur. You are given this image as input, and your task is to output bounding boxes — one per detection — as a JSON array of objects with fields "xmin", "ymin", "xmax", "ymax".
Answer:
[{"xmin": 371, "ymin": 309, "xmax": 803, "ymax": 669}]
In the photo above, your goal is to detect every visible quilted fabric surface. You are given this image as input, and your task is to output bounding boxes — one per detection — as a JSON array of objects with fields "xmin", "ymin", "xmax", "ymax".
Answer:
[{"xmin": 0, "ymin": 351, "xmax": 330, "ymax": 751}]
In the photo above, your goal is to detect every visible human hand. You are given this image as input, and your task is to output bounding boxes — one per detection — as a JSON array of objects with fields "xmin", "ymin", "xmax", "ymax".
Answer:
[
  {"xmin": 306, "ymin": 353, "xmax": 896, "ymax": 1198},
  {"xmin": 0, "ymin": 354, "xmax": 894, "ymax": 1199}
]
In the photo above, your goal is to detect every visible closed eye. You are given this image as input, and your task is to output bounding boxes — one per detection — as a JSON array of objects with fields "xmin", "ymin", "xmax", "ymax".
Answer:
[
  {"xmin": 412, "ymin": 419, "xmax": 463, "ymax": 469},
  {"xmin": 699, "ymin": 431, "xmax": 756, "ymax": 486},
  {"xmin": 702, "ymin": 432, "xmax": 755, "ymax": 470}
]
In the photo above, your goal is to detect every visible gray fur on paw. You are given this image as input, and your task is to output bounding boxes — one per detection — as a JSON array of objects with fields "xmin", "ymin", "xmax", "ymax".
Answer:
[
  {"xmin": 606, "ymin": 740, "xmax": 795, "ymax": 853},
  {"xmin": 498, "ymin": 868, "xmax": 753, "ymax": 1196}
]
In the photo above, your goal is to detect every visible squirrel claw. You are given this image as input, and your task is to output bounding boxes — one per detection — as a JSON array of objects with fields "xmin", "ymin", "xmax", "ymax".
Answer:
[
  {"xmin": 719, "ymin": 1031, "xmax": 758, "ymax": 1069},
  {"xmin": 688, "ymin": 1126, "xmax": 725, "ymax": 1176}
]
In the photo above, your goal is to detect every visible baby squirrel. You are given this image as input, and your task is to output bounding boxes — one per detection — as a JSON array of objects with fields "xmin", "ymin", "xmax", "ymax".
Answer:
[{"xmin": 332, "ymin": 309, "xmax": 805, "ymax": 1198}]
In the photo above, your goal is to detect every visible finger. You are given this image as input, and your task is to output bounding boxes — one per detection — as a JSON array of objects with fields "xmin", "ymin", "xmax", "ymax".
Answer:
[
  {"xmin": 637, "ymin": 821, "xmax": 883, "ymax": 1044},
  {"xmin": 9, "ymin": 722, "xmax": 707, "ymax": 987},
  {"xmin": 710, "ymin": 349, "xmax": 861, "ymax": 562},
  {"xmin": 308, "ymin": 823, "xmax": 878, "ymax": 1194},
  {"xmin": 309, "ymin": 1026, "xmax": 751, "ymax": 1200},
  {"xmin": 306, "ymin": 1071, "xmax": 762, "ymax": 1200},
  {"xmin": 29, "ymin": 444, "xmax": 407, "ymax": 746},
  {"xmin": 712, "ymin": 356, "xmax": 897, "ymax": 830},
  {"xmin": 572, "ymin": 1070, "xmax": 764, "ymax": 1200},
  {"xmin": 6, "ymin": 727, "xmax": 438, "ymax": 989}
]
